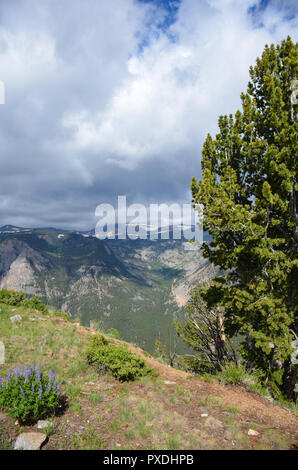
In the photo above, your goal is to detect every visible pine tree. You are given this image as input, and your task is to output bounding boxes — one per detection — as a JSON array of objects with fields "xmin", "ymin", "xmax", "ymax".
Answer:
[{"xmin": 191, "ymin": 37, "xmax": 298, "ymax": 397}]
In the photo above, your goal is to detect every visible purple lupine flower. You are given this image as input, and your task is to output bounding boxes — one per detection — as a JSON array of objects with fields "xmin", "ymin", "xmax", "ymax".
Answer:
[
  {"xmin": 24, "ymin": 368, "xmax": 30, "ymax": 383},
  {"xmin": 32, "ymin": 363, "xmax": 35, "ymax": 372},
  {"xmin": 48, "ymin": 369, "xmax": 52, "ymax": 380},
  {"xmin": 46, "ymin": 381, "xmax": 51, "ymax": 392},
  {"xmin": 0, "ymin": 376, "xmax": 2, "ymax": 387},
  {"xmin": 31, "ymin": 383, "xmax": 35, "ymax": 393},
  {"xmin": 38, "ymin": 384, "xmax": 42, "ymax": 398},
  {"xmin": 56, "ymin": 384, "xmax": 60, "ymax": 394},
  {"xmin": 14, "ymin": 366, "xmax": 20, "ymax": 378},
  {"xmin": 20, "ymin": 387, "xmax": 25, "ymax": 398},
  {"xmin": 6, "ymin": 367, "xmax": 13, "ymax": 381},
  {"xmin": 36, "ymin": 365, "xmax": 42, "ymax": 382},
  {"xmin": 21, "ymin": 366, "xmax": 24, "ymax": 376}
]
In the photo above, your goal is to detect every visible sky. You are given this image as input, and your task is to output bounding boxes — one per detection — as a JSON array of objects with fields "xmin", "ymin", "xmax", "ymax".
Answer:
[{"xmin": 0, "ymin": 0, "xmax": 297, "ymax": 230}]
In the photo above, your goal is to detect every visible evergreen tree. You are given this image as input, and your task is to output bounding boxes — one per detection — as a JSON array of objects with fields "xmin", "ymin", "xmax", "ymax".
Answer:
[{"xmin": 191, "ymin": 37, "xmax": 298, "ymax": 397}]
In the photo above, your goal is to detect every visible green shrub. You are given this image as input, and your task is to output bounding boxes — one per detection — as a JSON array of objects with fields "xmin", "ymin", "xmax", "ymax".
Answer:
[
  {"xmin": 53, "ymin": 310, "xmax": 70, "ymax": 320},
  {"xmin": 215, "ymin": 362, "xmax": 271, "ymax": 399},
  {"xmin": 0, "ymin": 364, "xmax": 60, "ymax": 424},
  {"xmin": 21, "ymin": 296, "xmax": 48, "ymax": 313},
  {"xmin": 0, "ymin": 289, "xmax": 48, "ymax": 313},
  {"xmin": 86, "ymin": 334, "xmax": 157, "ymax": 382},
  {"xmin": 216, "ymin": 362, "xmax": 248, "ymax": 385},
  {"xmin": 106, "ymin": 328, "xmax": 121, "ymax": 339}
]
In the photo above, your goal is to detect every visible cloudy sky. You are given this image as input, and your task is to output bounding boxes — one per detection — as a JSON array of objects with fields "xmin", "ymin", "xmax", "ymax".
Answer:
[{"xmin": 0, "ymin": 0, "xmax": 297, "ymax": 230}]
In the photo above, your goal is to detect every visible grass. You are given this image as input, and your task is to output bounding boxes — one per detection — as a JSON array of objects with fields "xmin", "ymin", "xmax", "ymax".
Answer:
[
  {"xmin": 0, "ymin": 424, "xmax": 12, "ymax": 450},
  {"xmin": 165, "ymin": 433, "xmax": 181, "ymax": 450},
  {"xmin": 107, "ymin": 419, "xmax": 121, "ymax": 433},
  {"xmin": 225, "ymin": 405, "xmax": 241, "ymax": 415},
  {"xmin": 206, "ymin": 395, "xmax": 223, "ymax": 406},
  {"xmin": 256, "ymin": 429, "xmax": 293, "ymax": 450},
  {"xmin": 1, "ymin": 298, "xmax": 296, "ymax": 451},
  {"xmin": 88, "ymin": 392, "xmax": 103, "ymax": 406},
  {"xmin": 72, "ymin": 426, "xmax": 105, "ymax": 450}
]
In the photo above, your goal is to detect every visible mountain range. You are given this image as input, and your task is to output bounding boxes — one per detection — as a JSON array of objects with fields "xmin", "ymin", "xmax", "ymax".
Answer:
[{"xmin": 0, "ymin": 224, "xmax": 217, "ymax": 352}]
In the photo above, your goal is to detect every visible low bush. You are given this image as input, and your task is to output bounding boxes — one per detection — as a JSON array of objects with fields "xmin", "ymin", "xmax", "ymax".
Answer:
[
  {"xmin": 216, "ymin": 362, "xmax": 248, "ymax": 385},
  {"xmin": 86, "ymin": 334, "xmax": 157, "ymax": 382},
  {"xmin": 215, "ymin": 362, "xmax": 271, "ymax": 399},
  {"xmin": 0, "ymin": 289, "xmax": 48, "ymax": 313},
  {"xmin": 0, "ymin": 364, "xmax": 60, "ymax": 424},
  {"xmin": 106, "ymin": 328, "xmax": 121, "ymax": 340}
]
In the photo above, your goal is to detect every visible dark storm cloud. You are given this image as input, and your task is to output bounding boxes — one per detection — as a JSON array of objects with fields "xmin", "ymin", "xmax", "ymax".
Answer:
[{"xmin": 0, "ymin": 0, "xmax": 297, "ymax": 230}]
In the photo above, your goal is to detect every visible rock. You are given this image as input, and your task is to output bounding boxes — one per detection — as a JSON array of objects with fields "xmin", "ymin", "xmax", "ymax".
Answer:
[
  {"xmin": 37, "ymin": 420, "xmax": 52, "ymax": 430},
  {"xmin": 14, "ymin": 432, "xmax": 47, "ymax": 450},
  {"xmin": 164, "ymin": 380, "xmax": 176, "ymax": 385},
  {"xmin": 204, "ymin": 416, "xmax": 224, "ymax": 430},
  {"xmin": 201, "ymin": 413, "xmax": 208, "ymax": 417},
  {"xmin": 248, "ymin": 429, "xmax": 259, "ymax": 436},
  {"xmin": 30, "ymin": 318, "xmax": 37, "ymax": 322},
  {"xmin": 10, "ymin": 314, "xmax": 22, "ymax": 323}
]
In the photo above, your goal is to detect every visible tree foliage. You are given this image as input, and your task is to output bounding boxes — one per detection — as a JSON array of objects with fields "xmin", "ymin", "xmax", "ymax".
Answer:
[
  {"xmin": 176, "ymin": 285, "xmax": 237, "ymax": 374},
  {"xmin": 191, "ymin": 37, "xmax": 298, "ymax": 397}
]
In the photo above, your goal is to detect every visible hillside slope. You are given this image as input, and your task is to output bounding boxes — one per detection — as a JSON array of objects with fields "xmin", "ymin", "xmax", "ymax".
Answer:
[{"xmin": 0, "ymin": 301, "xmax": 297, "ymax": 450}]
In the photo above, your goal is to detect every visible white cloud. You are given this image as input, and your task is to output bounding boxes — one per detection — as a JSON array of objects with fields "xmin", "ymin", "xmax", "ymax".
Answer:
[
  {"xmin": 63, "ymin": 0, "xmax": 298, "ymax": 172},
  {"xmin": 0, "ymin": 0, "xmax": 297, "ymax": 228}
]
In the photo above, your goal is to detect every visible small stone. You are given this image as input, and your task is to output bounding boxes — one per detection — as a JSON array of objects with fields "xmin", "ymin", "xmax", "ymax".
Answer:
[
  {"xmin": 164, "ymin": 380, "xmax": 176, "ymax": 385},
  {"xmin": 14, "ymin": 432, "xmax": 47, "ymax": 450},
  {"xmin": 37, "ymin": 420, "xmax": 52, "ymax": 430},
  {"xmin": 201, "ymin": 413, "xmax": 208, "ymax": 417},
  {"xmin": 30, "ymin": 318, "xmax": 37, "ymax": 322},
  {"xmin": 248, "ymin": 429, "xmax": 259, "ymax": 436},
  {"xmin": 10, "ymin": 314, "xmax": 22, "ymax": 323}
]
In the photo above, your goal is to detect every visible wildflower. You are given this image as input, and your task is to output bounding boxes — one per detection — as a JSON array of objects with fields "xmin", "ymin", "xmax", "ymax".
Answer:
[
  {"xmin": 14, "ymin": 366, "xmax": 20, "ymax": 378},
  {"xmin": 24, "ymin": 369, "xmax": 30, "ymax": 383},
  {"xmin": 36, "ymin": 364, "xmax": 42, "ymax": 382},
  {"xmin": 38, "ymin": 384, "xmax": 42, "ymax": 398},
  {"xmin": 6, "ymin": 367, "xmax": 13, "ymax": 381},
  {"xmin": 20, "ymin": 387, "xmax": 25, "ymax": 398}
]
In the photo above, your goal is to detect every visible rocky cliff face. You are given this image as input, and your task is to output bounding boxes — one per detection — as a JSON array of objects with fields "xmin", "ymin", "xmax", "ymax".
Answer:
[{"xmin": 0, "ymin": 226, "xmax": 217, "ymax": 350}]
